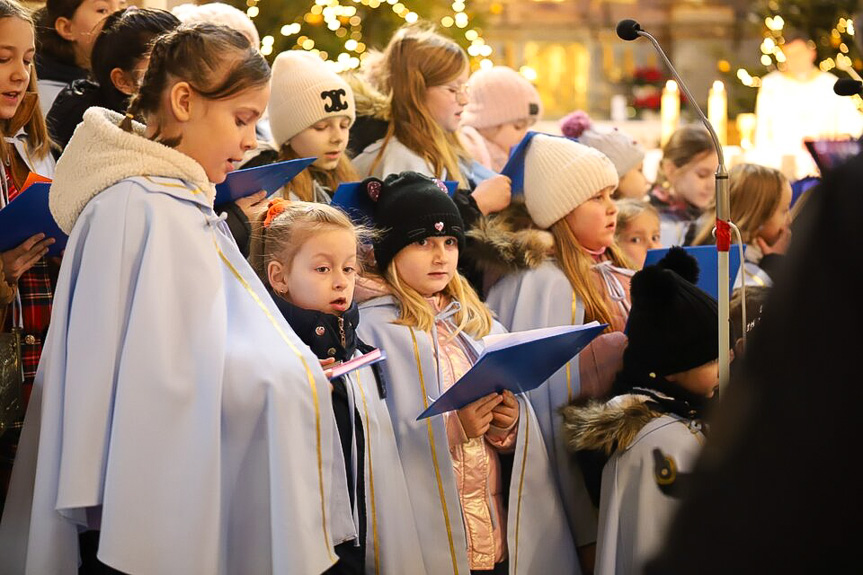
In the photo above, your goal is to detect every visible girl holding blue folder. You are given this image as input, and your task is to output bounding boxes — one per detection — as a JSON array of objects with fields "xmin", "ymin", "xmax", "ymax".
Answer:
[
  {"xmin": 1, "ymin": 24, "xmax": 354, "ymax": 573},
  {"xmin": 251, "ymin": 198, "xmax": 424, "ymax": 574},
  {"xmin": 356, "ymin": 171, "xmax": 579, "ymax": 575},
  {"xmin": 1, "ymin": 0, "xmax": 57, "ymax": 514}
]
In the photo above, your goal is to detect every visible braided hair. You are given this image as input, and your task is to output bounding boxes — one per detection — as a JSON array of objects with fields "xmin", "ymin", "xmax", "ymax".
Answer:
[{"xmin": 119, "ymin": 22, "xmax": 270, "ymax": 147}]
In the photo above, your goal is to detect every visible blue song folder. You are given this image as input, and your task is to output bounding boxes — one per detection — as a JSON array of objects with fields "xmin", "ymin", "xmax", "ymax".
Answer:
[
  {"xmin": 331, "ymin": 179, "xmax": 458, "ymax": 223},
  {"xmin": 643, "ymin": 245, "xmax": 743, "ymax": 300},
  {"xmin": 417, "ymin": 322, "xmax": 607, "ymax": 420},
  {"xmin": 214, "ymin": 157, "xmax": 316, "ymax": 206},
  {"xmin": 0, "ymin": 182, "xmax": 67, "ymax": 256}
]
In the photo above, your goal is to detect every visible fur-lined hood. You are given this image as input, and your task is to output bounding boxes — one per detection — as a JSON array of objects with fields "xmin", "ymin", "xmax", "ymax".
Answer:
[
  {"xmin": 49, "ymin": 107, "xmax": 215, "ymax": 234},
  {"xmin": 462, "ymin": 200, "xmax": 555, "ymax": 278},
  {"xmin": 562, "ymin": 394, "xmax": 664, "ymax": 456},
  {"xmin": 345, "ymin": 72, "xmax": 390, "ymax": 122}
]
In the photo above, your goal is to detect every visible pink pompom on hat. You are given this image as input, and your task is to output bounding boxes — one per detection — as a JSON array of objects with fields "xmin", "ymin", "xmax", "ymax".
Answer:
[
  {"xmin": 560, "ymin": 110, "xmax": 645, "ymax": 178},
  {"xmin": 461, "ymin": 66, "xmax": 543, "ymax": 129}
]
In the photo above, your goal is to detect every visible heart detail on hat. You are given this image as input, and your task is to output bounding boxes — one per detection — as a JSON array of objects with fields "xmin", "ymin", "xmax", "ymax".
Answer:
[
  {"xmin": 433, "ymin": 179, "xmax": 448, "ymax": 194},
  {"xmin": 367, "ymin": 180, "xmax": 382, "ymax": 202},
  {"xmin": 434, "ymin": 222, "xmax": 444, "ymax": 232}
]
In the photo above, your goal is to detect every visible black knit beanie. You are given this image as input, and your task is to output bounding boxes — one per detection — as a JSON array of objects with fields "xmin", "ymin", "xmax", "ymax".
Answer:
[
  {"xmin": 623, "ymin": 247, "xmax": 719, "ymax": 378},
  {"xmin": 363, "ymin": 171, "xmax": 466, "ymax": 273}
]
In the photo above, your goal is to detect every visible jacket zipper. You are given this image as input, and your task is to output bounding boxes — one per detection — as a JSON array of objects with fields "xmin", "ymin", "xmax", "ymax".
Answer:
[{"xmin": 338, "ymin": 316, "xmax": 346, "ymax": 348}]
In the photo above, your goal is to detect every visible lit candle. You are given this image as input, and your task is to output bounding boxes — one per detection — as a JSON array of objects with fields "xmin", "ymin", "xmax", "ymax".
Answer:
[
  {"xmin": 736, "ymin": 112, "xmax": 757, "ymax": 151},
  {"xmin": 708, "ymin": 80, "xmax": 728, "ymax": 146},
  {"xmin": 660, "ymin": 80, "xmax": 680, "ymax": 147}
]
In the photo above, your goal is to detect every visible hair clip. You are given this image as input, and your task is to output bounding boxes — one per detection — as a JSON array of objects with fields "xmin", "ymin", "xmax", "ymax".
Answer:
[{"xmin": 263, "ymin": 198, "xmax": 290, "ymax": 228}]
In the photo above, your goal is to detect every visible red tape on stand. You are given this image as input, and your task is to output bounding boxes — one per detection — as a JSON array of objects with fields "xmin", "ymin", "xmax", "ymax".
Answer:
[{"xmin": 716, "ymin": 219, "xmax": 731, "ymax": 252}]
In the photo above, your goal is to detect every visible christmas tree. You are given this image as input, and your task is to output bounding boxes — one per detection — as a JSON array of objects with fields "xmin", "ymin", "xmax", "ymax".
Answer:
[{"xmin": 223, "ymin": 0, "xmax": 490, "ymax": 71}]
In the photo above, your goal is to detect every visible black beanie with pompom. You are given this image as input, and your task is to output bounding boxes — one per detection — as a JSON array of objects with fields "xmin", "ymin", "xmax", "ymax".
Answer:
[{"xmin": 623, "ymin": 246, "xmax": 718, "ymax": 378}]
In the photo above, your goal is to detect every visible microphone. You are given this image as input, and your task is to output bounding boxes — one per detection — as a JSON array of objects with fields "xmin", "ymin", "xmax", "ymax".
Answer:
[
  {"xmin": 834, "ymin": 78, "xmax": 863, "ymax": 96},
  {"xmin": 615, "ymin": 18, "xmax": 732, "ymax": 392},
  {"xmin": 616, "ymin": 19, "xmax": 642, "ymax": 41}
]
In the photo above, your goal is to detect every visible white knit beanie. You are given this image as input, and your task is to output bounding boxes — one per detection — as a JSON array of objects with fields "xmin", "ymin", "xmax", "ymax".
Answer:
[
  {"xmin": 560, "ymin": 110, "xmax": 645, "ymax": 178},
  {"xmin": 523, "ymin": 134, "xmax": 619, "ymax": 229},
  {"xmin": 268, "ymin": 51, "xmax": 356, "ymax": 147},
  {"xmin": 461, "ymin": 66, "xmax": 543, "ymax": 129},
  {"xmin": 171, "ymin": 2, "xmax": 260, "ymax": 47}
]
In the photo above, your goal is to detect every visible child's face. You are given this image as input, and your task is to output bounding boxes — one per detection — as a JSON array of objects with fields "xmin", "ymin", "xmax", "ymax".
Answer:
[
  {"xmin": 664, "ymin": 151, "xmax": 718, "ymax": 210},
  {"xmin": 486, "ymin": 117, "xmax": 533, "ymax": 153},
  {"xmin": 666, "ymin": 359, "xmax": 720, "ymax": 398},
  {"xmin": 0, "ymin": 17, "xmax": 34, "ymax": 121},
  {"xmin": 172, "ymin": 83, "xmax": 270, "ymax": 184},
  {"xmin": 758, "ymin": 182, "xmax": 792, "ymax": 246},
  {"xmin": 288, "ymin": 116, "xmax": 351, "ymax": 171},
  {"xmin": 564, "ymin": 186, "xmax": 619, "ymax": 252},
  {"xmin": 616, "ymin": 163, "xmax": 648, "ymax": 200},
  {"xmin": 272, "ymin": 229, "xmax": 358, "ymax": 315},
  {"xmin": 393, "ymin": 236, "xmax": 459, "ymax": 298},
  {"xmin": 425, "ymin": 69, "xmax": 469, "ymax": 133},
  {"xmin": 56, "ymin": 0, "xmax": 126, "ymax": 66},
  {"xmin": 617, "ymin": 211, "xmax": 661, "ymax": 269}
]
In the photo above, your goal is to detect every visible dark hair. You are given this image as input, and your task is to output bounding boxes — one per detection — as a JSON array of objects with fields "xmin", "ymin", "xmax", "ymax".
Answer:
[
  {"xmin": 91, "ymin": 7, "xmax": 180, "ymax": 112},
  {"xmin": 121, "ymin": 23, "xmax": 271, "ymax": 146},
  {"xmin": 33, "ymin": 0, "xmax": 86, "ymax": 67}
]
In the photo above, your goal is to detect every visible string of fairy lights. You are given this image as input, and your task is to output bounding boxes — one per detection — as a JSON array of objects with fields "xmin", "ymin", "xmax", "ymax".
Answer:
[
  {"xmin": 244, "ymin": 0, "xmax": 497, "ymax": 73},
  {"xmin": 736, "ymin": 15, "xmax": 860, "ymax": 90}
]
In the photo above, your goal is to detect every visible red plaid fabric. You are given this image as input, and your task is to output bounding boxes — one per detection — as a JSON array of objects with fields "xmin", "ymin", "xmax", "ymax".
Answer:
[{"xmin": 3, "ymin": 165, "xmax": 54, "ymax": 404}]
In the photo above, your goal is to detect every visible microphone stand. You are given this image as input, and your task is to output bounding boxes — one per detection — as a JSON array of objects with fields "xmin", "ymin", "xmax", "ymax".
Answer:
[{"xmin": 628, "ymin": 26, "xmax": 732, "ymax": 391}]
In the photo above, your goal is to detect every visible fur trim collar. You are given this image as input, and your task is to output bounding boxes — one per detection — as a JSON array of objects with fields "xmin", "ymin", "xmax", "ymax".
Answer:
[
  {"xmin": 49, "ymin": 107, "xmax": 215, "ymax": 233},
  {"xmin": 561, "ymin": 394, "xmax": 663, "ymax": 456},
  {"xmin": 463, "ymin": 200, "xmax": 554, "ymax": 277},
  {"xmin": 346, "ymin": 73, "xmax": 391, "ymax": 121}
]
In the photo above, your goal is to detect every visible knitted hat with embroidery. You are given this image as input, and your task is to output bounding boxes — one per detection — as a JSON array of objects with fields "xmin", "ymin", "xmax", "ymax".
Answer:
[
  {"xmin": 624, "ymin": 247, "xmax": 719, "ymax": 378},
  {"xmin": 461, "ymin": 66, "xmax": 543, "ymax": 129},
  {"xmin": 363, "ymin": 171, "xmax": 465, "ymax": 274},
  {"xmin": 523, "ymin": 133, "xmax": 619, "ymax": 229},
  {"xmin": 560, "ymin": 110, "xmax": 645, "ymax": 178},
  {"xmin": 268, "ymin": 51, "xmax": 356, "ymax": 147}
]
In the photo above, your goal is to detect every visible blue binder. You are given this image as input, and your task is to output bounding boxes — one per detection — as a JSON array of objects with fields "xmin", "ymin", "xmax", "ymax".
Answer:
[
  {"xmin": 643, "ymin": 245, "xmax": 743, "ymax": 300},
  {"xmin": 331, "ymin": 179, "xmax": 457, "ymax": 223},
  {"xmin": 0, "ymin": 182, "xmax": 67, "ymax": 256},
  {"xmin": 214, "ymin": 156, "xmax": 316, "ymax": 206},
  {"xmin": 417, "ymin": 322, "xmax": 607, "ymax": 420}
]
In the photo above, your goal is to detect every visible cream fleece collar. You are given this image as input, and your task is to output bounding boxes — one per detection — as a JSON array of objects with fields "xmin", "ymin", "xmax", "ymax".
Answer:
[{"xmin": 49, "ymin": 107, "xmax": 216, "ymax": 233}]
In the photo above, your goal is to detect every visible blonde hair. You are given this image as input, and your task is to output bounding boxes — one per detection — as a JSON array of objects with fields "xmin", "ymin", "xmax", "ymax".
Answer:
[
  {"xmin": 693, "ymin": 163, "xmax": 787, "ymax": 246},
  {"xmin": 277, "ymin": 143, "xmax": 359, "ymax": 202},
  {"xmin": 655, "ymin": 125, "xmax": 714, "ymax": 191},
  {"xmin": 0, "ymin": 0, "xmax": 52, "ymax": 163},
  {"xmin": 550, "ymin": 219, "xmax": 632, "ymax": 331},
  {"xmin": 370, "ymin": 24, "xmax": 469, "ymax": 188},
  {"xmin": 614, "ymin": 199, "xmax": 659, "ymax": 240},
  {"xmin": 249, "ymin": 201, "xmax": 369, "ymax": 284},
  {"xmin": 383, "ymin": 260, "xmax": 492, "ymax": 339}
]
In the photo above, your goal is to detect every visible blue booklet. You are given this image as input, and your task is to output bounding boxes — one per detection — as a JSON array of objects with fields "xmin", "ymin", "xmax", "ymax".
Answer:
[
  {"xmin": 643, "ymin": 245, "xmax": 743, "ymax": 300},
  {"xmin": 214, "ymin": 156, "xmax": 316, "ymax": 206},
  {"xmin": 0, "ymin": 182, "xmax": 67, "ymax": 256},
  {"xmin": 331, "ymin": 179, "xmax": 458, "ymax": 223},
  {"xmin": 417, "ymin": 322, "xmax": 607, "ymax": 420}
]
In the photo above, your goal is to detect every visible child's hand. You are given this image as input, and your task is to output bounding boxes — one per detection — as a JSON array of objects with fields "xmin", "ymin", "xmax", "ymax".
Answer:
[
  {"xmin": 490, "ymin": 390, "xmax": 519, "ymax": 431},
  {"xmin": 234, "ymin": 190, "xmax": 269, "ymax": 222},
  {"xmin": 471, "ymin": 175, "xmax": 512, "ymax": 215},
  {"xmin": 756, "ymin": 225, "xmax": 791, "ymax": 256},
  {"xmin": 457, "ymin": 393, "xmax": 503, "ymax": 439},
  {"xmin": 319, "ymin": 357, "xmax": 337, "ymax": 390}
]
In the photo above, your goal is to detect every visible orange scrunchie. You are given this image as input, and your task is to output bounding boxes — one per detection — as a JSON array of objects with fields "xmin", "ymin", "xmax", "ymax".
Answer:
[{"xmin": 263, "ymin": 198, "xmax": 290, "ymax": 228}]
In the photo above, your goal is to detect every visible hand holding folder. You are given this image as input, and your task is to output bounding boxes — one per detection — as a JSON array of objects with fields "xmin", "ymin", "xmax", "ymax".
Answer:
[
  {"xmin": 417, "ymin": 322, "xmax": 607, "ymax": 420},
  {"xmin": 214, "ymin": 157, "xmax": 316, "ymax": 207},
  {"xmin": 0, "ymin": 181, "xmax": 67, "ymax": 256}
]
